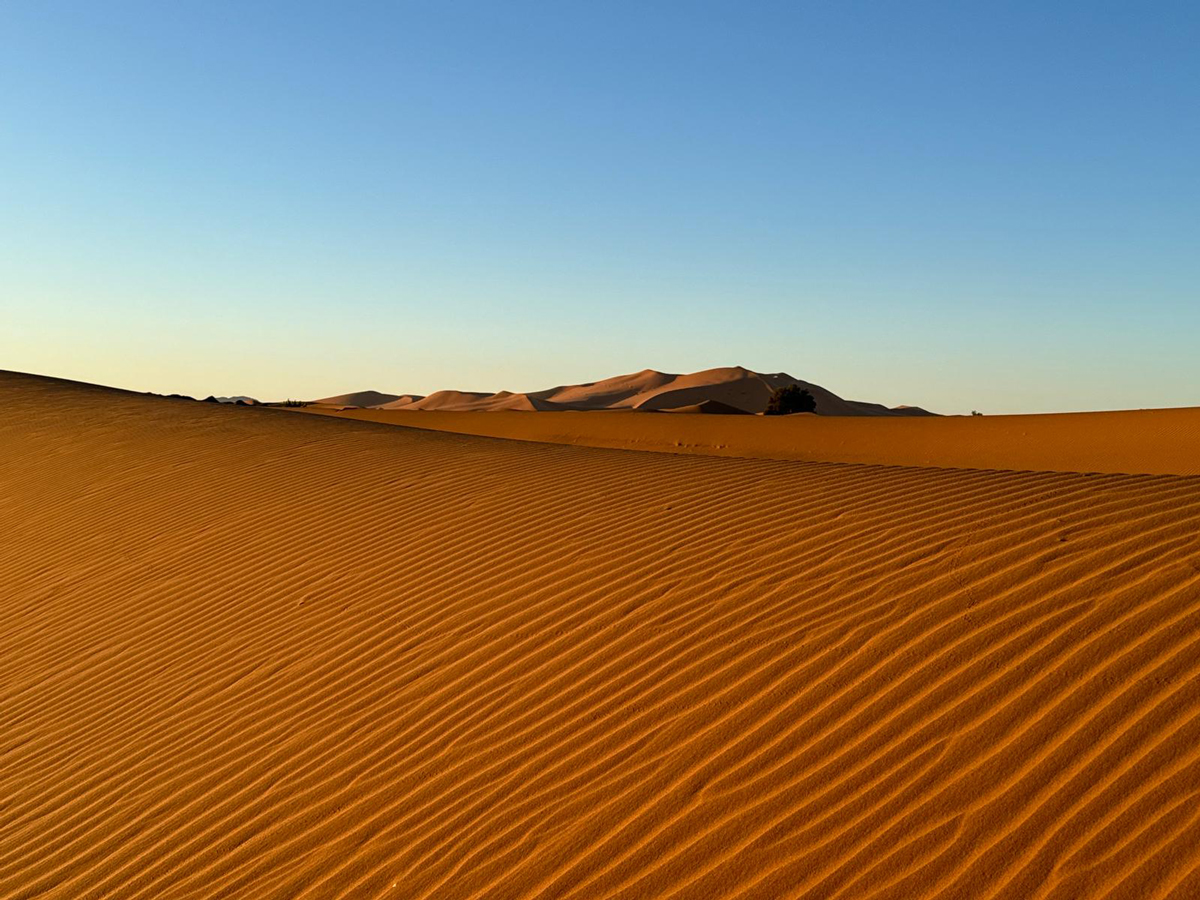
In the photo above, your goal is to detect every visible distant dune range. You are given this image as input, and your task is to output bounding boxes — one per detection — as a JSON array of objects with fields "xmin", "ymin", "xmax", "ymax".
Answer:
[
  {"xmin": 314, "ymin": 366, "xmax": 936, "ymax": 415},
  {"xmin": 5, "ymin": 369, "xmax": 1200, "ymax": 899}
]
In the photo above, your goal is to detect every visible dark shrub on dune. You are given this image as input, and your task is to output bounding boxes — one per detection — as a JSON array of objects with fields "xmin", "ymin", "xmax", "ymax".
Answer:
[{"xmin": 765, "ymin": 385, "xmax": 817, "ymax": 415}]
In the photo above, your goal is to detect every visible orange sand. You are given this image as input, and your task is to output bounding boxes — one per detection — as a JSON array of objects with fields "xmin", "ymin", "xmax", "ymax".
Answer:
[
  {"xmin": 299, "ymin": 405, "xmax": 1200, "ymax": 476},
  {"xmin": 4, "ymin": 369, "xmax": 1200, "ymax": 899}
]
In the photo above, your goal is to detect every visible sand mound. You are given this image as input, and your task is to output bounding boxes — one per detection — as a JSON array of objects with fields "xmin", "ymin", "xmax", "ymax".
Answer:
[
  {"xmin": 321, "ymin": 367, "xmax": 930, "ymax": 416},
  {"xmin": 657, "ymin": 399, "xmax": 751, "ymax": 415},
  {"xmin": 616, "ymin": 366, "xmax": 850, "ymax": 415},
  {"xmin": 313, "ymin": 390, "xmax": 404, "ymax": 408},
  {"xmin": 4, "ymin": 369, "xmax": 1200, "ymax": 899},
  {"xmin": 406, "ymin": 390, "xmax": 568, "ymax": 412},
  {"xmin": 306, "ymin": 406, "xmax": 1200, "ymax": 477},
  {"xmin": 372, "ymin": 394, "xmax": 426, "ymax": 410},
  {"xmin": 406, "ymin": 389, "xmax": 495, "ymax": 411},
  {"xmin": 530, "ymin": 368, "xmax": 680, "ymax": 408}
]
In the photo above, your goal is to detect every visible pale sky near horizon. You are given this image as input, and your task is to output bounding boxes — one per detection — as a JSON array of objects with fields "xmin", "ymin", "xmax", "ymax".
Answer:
[{"xmin": 2, "ymin": 1, "xmax": 1198, "ymax": 414}]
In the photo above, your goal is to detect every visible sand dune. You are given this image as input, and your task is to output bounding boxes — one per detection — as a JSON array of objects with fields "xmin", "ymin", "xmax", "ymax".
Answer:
[
  {"xmin": 613, "ymin": 366, "xmax": 883, "ymax": 416},
  {"xmin": 301, "ymin": 405, "xmax": 1200, "ymax": 477},
  {"xmin": 372, "ymin": 394, "xmax": 426, "ymax": 410},
  {"xmin": 315, "ymin": 366, "xmax": 932, "ymax": 416},
  {"xmin": 4, "ymin": 369, "xmax": 1200, "ymax": 899},
  {"xmin": 659, "ymin": 399, "xmax": 751, "ymax": 415},
  {"xmin": 313, "ymin": 390, "xmax": 409, "ymax": 408},
  {"xmin": 406, "ymin": 389, "xmax": 495, "ymax": 411},
  {"xmin": 529, "ymin": 367, "xmax": 678, "ymax": 408}
]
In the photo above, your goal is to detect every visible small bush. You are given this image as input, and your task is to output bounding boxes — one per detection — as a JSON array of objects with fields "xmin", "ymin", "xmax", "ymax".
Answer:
[{"xmin": 765, "ymin": 385, "xmax": 817, "ymax": 415}]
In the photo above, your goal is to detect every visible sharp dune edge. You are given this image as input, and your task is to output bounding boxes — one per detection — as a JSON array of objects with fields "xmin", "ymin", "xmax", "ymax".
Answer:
[{"xmin": 4, "ymin": 370, "xmax": 1200, "ymax": 900}]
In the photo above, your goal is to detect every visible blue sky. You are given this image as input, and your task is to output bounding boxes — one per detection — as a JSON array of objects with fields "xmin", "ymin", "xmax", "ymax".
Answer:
[{"xmin": 2, "ymin": 1, "xmax": 1197, "ymax": 413}]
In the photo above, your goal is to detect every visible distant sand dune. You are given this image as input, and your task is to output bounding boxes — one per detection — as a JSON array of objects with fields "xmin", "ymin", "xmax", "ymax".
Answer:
[
  {"xmin": 313, "ymin": 389, "xmax": 411, "ymax": 408},
  {"xmin": 406, "ymin": 388, "xmax": 495, "ymax": 411},
  {"xmin": 3, "ymin": 369, "xmax": 1200, "ymax": 898},
  {"xmin": 314, "ymin": 366, "xmax": 932, "ymax": 416},
  {"xmin": 371, "ymin": 394, "xmax": 425, "ymax": 410}
]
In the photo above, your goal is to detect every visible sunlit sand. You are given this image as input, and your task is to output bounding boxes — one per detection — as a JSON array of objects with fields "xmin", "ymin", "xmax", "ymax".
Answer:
[{"xmin": 4, "ymin": 369, "xmax": 1200, "ymax": 898}]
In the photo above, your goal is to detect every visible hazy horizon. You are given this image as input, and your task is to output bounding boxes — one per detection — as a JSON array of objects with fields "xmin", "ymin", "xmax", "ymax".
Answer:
[{"xmin": 3, "ymin": 2, "xmax": 1198, "ymax": 415}]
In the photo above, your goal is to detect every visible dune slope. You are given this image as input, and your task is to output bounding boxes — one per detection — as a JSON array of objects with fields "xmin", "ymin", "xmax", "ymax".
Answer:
[
  {"xmin": 313, "ymin": 390, "xmax": 409, "ymax": 408},
  {"xmin": 3, "ymin": 370, "xmax": 1200, "ymax": 899},
  {"xmin": 300, "ymin": 405, "xmax": 1200, "ymax": 477}
]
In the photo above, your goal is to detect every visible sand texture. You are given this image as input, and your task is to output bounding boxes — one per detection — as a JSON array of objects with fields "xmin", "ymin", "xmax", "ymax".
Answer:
[
  {"xmin": 4, "ymin": 370, "xmax": 1200, "ymax": 899},
  {"xmin": 300, "ymin": 405, "xmax": 1200, "ymax": 477}
]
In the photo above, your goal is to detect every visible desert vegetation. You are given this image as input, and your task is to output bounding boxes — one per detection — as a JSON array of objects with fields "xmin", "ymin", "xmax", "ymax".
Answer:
[{"xmin": 764, "ymin": 384, "xmax": 817, "ymax": 415}]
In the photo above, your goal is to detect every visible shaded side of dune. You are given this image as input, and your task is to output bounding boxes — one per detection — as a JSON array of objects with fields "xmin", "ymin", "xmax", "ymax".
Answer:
[{"xmin": 3, "ymin": 369, "xmax": 1200, "ymax": 899}]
